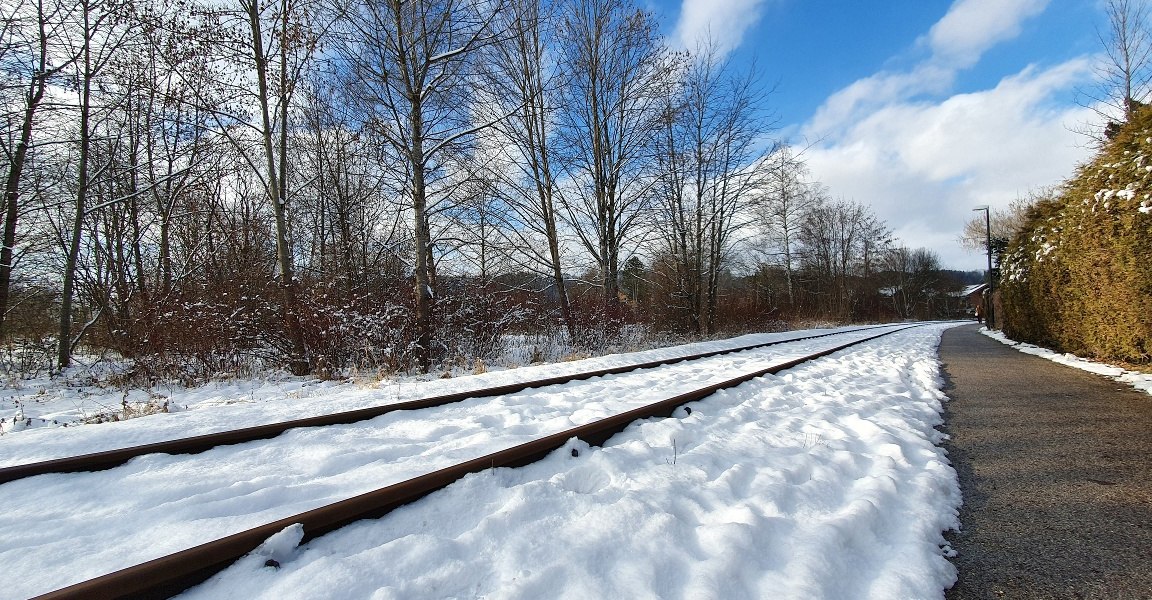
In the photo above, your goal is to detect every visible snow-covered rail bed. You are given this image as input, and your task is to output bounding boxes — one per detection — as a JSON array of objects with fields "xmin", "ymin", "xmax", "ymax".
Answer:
[
  {"xmin": 0, "ymin": 325, "xmax": 891, "ymax": 468},
  {"xmin": 5, "ymin": 324, "xmax": 961, "ymax": 599}
]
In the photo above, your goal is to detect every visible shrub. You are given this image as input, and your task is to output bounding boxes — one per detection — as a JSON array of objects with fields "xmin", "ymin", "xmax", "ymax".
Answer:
[{"xmin": 1000, "ymin": 106, "xmax": 1152, "ymax": 364}]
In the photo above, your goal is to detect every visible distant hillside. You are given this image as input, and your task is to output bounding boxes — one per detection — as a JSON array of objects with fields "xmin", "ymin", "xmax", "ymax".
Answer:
[{"xmin": 999, "ymin": 106, "xmax": 1152, "ymax": 364}]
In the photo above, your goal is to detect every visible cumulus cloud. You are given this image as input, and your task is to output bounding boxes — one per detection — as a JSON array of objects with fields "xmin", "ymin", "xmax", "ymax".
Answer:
[
  {"xmin": 810, "ymin": 0, "xmax": 1051, "ymax": 140},
  {"xmin": 673, "ymin": 0, "xmax": 769, "ymax": 57},
  {"xmin": 797, "ymin": 0, "xmax": 1094, "ymax": 270},
  {"xmin": 926, "ymin": 0, "xmax": 1050, "ymax": 67},
  {"xmin": 803, "ymin": 59, "xmax": 1096, "ymax": 270},
  {"xmin": 807, "ymin": 64, "xmax": 957, "ymax": 140}
]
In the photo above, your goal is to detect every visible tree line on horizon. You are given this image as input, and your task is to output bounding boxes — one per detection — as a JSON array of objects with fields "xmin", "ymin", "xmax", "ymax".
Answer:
[{"xmin": 0, "ymin": 0, "xmax": 960, "ymax": 379}]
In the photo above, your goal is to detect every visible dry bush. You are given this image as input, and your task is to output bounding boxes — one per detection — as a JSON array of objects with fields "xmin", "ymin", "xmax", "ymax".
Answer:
[{"xmin": 296, "ymin": 283, "xmax": 414, "ymax": 376}]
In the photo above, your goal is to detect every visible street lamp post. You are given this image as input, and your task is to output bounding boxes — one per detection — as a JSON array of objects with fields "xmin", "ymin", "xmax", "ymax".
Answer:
[{"xmin": 973, "ymin": 206, "xmax": 994, "ymax": 328}]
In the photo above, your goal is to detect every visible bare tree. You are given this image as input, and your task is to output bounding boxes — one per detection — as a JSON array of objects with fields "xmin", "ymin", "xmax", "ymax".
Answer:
[
  {"xmin": 137, "ymin": 0, "xmax": 220, "ymax": 301},
  {"xmin": 295, "ymin": 77, "xmax": 404, "ymax": 290},
  {"xmin": 441, "ymin": 176, "xmax": 513, "ymax": 280},
  {"xmin": 0, "ymin": 0, "xmax": 79, "ymax": 337},
  {"xmin": 69, "ymin": 0, "xmax": 223, "ymax": 355},
  {"xmin": 884, "ymin": 246, "xmax": 941, "ymax": 320},
  {"xmin": 476, "ymin": 0, "xmax": 577, "ymax": 336},
  {"xmin": 757, "ymin": 145, "xmax": 823, "ymax": 308},
  {"xmin": 958, "ymin": 190, "xmax": 1048, "ymax": 267},
  {"xmin": 340, "ymin": 0, "xmax": 503, "ymax": 371},
  {"xmin": 798, "ymin": 198, "xmax": 891, "ymax": 319},
  {"xmin": 238, "ymin": 0, "xmax": 325, "ymax": 373},
  {"xmin": 652, "ymin": 41, "xmax": 775, "ymax": 334},
  {"xmin": 1098, "ymin": 0, "xmax": 1152, "ymax": 123},
  {"xmin": 184, "ymin": 0, "xmax": 327, "ymax": 373},
  {"xmin": 556, "ymin": 0, "xmax": 678, "ymax": 315},
  {"xmin": 56, "ymin": 0, "xmax": 136, "ymax": 368}
]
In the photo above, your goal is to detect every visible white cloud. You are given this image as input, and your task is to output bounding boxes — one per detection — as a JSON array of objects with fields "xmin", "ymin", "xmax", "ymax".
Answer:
[
  {"xmin": 807, "ymin": 64, "xmax": 957, "ymax": 140},
  {"xmin": 809, "ymin": 0, "xmax": 1052, "ymax": 140},
  {"xmin": 794, "ymin": 0, "xmax": 1094, "ymax": 270},
  {"xmin": 803, "ymin": 59, "xmax": 1096, "ymax": 270},
  {"xmin": 926, "ymin": 0, "xmax": 1050, "ymax": 67},
  {"xmin": 673, "ymin": 0, "xmax": 768, "ymax": 57}
]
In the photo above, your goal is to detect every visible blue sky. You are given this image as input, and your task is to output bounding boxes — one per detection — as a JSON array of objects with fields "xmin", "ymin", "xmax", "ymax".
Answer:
[{"xmin": 650, "ymin": 0, "xmax": 1112, "ymax": 270}]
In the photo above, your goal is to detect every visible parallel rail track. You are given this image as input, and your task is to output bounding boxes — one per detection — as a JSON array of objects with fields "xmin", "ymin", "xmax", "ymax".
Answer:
[
  {"xmin": 0, "ymin": 324, "xmax": 902, "ymax": 484},
  {"xmin": 31, "ymin": 324, "xmax": 919, "ymax": 600}
]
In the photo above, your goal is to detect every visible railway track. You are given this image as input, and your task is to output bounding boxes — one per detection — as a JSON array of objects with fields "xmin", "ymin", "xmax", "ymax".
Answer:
[
  {"xmin": 12, "ymin": 324, "xmax": 919, "ymax": 599},
  {"xmin": 0, "ymin": 324, "xmax": 900, "ymax": 484}
]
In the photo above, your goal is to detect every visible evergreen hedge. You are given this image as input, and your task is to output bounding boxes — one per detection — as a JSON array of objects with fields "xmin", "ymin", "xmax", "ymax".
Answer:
[{"xmin": 1000, "ymin": 106, "xmax": 1152, "ymax": 364}]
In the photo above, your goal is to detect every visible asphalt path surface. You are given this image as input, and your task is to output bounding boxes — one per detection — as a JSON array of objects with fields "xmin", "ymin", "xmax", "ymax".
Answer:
[{"xmin": 939, "ymin": 324, "xmax": 1152, "ymax": 599}]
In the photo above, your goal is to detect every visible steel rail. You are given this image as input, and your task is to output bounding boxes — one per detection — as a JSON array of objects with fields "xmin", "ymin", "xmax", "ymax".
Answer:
[
  {"xmin": 32, "ymin": 324, "xmax": 918, "ymax": 600},
  {"xmin": 0, "ymin": 324, "xmax": 903, "ymax": 484}
]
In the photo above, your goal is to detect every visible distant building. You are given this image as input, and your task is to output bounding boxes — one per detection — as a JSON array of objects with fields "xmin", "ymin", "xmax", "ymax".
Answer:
[{"xmin": 956, "ymin": 283, "xmax": 988, "ymax": 319}]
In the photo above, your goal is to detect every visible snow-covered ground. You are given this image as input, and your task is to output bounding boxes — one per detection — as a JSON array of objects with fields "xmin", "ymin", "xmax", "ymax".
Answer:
[
  {"xmin": 981, "ymin": 328, "xmax": 1152, "ymax": 395},
  {"xmin": 0, "ymin": 326, "xmax": 875, "ymax": 458},
  {"xmin": 1, "ymin": 323, "xmax": 964, "ymax": 599}
]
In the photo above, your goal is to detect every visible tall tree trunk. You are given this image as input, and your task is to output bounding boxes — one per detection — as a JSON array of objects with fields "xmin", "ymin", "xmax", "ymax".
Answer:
[
  {"xmin": 531, "ymin": 102, "xmax": 572, "ymax": 338},
  {"xmin": 0, "ymin": 93, "xmax": 38, "ymax": 337},
  {"xmin": 0, "ymin": 0, "xmax": 54, "ymax": 337},
  {"xmin": 58, "ymin": 5, "xmax": 95, "ymax": 369},
  {"xmin": 411, "ymin": 118, "xmax": 433, "ymax": 373},
  {"xmin": 247, "ymin": 0, "xmax": 308, "ymax": 374}
]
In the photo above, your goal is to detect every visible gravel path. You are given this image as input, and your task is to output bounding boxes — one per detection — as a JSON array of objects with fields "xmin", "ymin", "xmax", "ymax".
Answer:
[{"xmin": 939, "ymin": 324, "xmax": 1152, "ymax": 599}]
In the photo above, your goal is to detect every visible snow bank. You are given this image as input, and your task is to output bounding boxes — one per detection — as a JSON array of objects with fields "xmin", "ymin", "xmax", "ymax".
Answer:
[
  {"xmin": 175, "ymin": 323, "xmax": 962, "ymax": 600},
  {"xmin": 981, "ymin": 328, "xmax": 1152, "ymax": 395}
]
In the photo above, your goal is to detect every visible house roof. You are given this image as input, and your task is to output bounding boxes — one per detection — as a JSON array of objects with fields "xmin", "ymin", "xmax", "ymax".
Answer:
[{"xmin": 958, "ymin": 283, "xmax": 989, "ymax": 297}]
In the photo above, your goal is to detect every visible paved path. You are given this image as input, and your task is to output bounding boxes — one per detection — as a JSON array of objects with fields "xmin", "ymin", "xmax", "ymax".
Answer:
[{"xmin": 939, "ymin": 324, "xmax": 1152, "ymax": 599}]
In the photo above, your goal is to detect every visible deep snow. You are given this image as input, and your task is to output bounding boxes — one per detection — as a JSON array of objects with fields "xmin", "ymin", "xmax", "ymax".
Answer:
[{"xmin": 1, "ymin": 323, "xmax": 964, "ymax": 599}]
